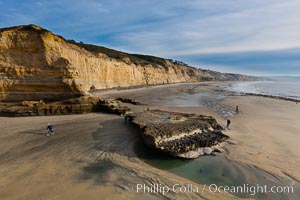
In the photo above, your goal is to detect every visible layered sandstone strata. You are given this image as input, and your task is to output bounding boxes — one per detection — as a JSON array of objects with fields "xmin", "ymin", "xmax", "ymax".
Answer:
[
  {"xmin": 0, "ymin": 25, "xmax": 258, "ymax": 102},
  {"xmin": 0, "ymin": 96, "xmax": 130, "ymax": 117}
]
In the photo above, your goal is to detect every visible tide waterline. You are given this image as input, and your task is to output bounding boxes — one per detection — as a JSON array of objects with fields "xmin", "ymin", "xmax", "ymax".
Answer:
[{"xmin": 228, "ymin": 81, "xmax": 300, "ymax": 100}]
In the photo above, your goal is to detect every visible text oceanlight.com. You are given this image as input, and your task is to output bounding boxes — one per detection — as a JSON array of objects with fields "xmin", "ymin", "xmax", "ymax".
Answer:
[{"xmin": 131, "ymin": 183, "xmax": 294, "ymax": 196}]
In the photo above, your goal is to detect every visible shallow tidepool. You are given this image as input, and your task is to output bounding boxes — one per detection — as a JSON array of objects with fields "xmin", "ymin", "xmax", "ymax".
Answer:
[{"xmin": 134, "ymin": 140, "xmax": 298, "ymax": 199}]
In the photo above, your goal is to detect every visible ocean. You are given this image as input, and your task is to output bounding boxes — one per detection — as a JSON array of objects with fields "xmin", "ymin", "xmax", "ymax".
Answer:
[{"xmin": 228, "ymin": 81, "xmax": 300, "ymax": 100}]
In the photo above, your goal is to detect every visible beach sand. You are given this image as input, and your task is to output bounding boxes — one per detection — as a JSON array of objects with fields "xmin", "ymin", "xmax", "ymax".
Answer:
[
  {"xmin": 223, "ymin": 96, "xmax": 300, "ymax": 183},
  {"xmin": 96, "ymin": 82, "xmax": 300, "ymax": 198},
  {"xmin": 0, "ymin": 82, "xmax": 299, "ymax": 199},
  {"xmin": 0, "ymin": 112, "xmax": 237, "ymax": 200}
]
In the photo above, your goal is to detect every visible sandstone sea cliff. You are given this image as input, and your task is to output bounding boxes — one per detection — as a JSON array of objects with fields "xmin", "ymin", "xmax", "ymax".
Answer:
[{"xmin": 0, "ymin": 24, "xmax": 259, "ymax": 102}]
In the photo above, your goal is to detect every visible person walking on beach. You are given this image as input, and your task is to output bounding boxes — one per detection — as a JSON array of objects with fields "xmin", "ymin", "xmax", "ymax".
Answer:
[
  {"xmin": 226, "ymin": 119, "xmax": 231, "ymax": 129},
  {"xmin": 236, "ymin": 105, "xmax": 239, "ymax": 114},
  {"xmin": 46, "ymin": 123, "xmax": 54, "ymax": 136}
]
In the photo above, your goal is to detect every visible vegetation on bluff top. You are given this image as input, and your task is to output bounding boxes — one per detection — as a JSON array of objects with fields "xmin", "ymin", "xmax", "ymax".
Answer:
[
  {"xmin": 0, "ymin": 24, "xmax": 189, "ymax": 69},
  {"xmin": 67, "ymin": 40, "xmax": 193, "ymax": 69}
]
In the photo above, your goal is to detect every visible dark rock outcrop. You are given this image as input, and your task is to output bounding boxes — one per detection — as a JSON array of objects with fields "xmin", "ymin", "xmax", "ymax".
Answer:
[
  {"xmin": 115, "ymin": 97, "xmax": 143, "ymax": 105},
  {"xmin": 127, "ymin": 109, "xmax": 229, "ymax": 158},
  {"xmin": 0, "ymin": 96, "xmax": 131, "ymax": 117}
]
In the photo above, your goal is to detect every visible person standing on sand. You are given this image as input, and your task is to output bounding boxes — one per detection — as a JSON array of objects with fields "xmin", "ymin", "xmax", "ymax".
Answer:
[
  {"xmin": 226, "ymin": 119, "xmax": 231, "ymax": 129},
  {"xmin": 236, "ymin": 105, "xmax": 239, "ymax": 113},
  {"xmin": 46, "ymin": 123, "xmax": 54, "ymax": 136}
]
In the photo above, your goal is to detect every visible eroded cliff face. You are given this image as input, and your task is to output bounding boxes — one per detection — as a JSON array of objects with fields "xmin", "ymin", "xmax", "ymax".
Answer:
[
  {"xmin": 0, "ymin": 25, "xmax": 81, "ymax": 101},
  {"xmin": 0, "ymin": 25, "xmax": 257, "ymax": 102}
]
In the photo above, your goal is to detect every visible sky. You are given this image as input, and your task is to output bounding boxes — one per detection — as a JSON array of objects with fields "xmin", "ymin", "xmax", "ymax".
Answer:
[{"xmin": 1, "ymin": 0, "xmax": 300, "ymax": 76}]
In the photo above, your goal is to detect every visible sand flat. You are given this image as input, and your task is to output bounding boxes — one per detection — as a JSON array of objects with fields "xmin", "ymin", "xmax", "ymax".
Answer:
[
  {"xmin": 1, "ymin": 82, "xmax": 299, "ymax": 199},
  {"xmin": 0, "ymin": 113, "xmax": 237, "ymax": 200},
  {"xmin": 96, "ymin": 82, "xmax": 300, "ymax": 198},
  {"xmin": 222, "ymin": 96, "xmax": 300, "ymax": 183}
]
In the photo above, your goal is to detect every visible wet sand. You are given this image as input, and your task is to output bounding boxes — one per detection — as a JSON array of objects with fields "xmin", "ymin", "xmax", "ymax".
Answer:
[
  {"xmin": 223, "ymin": 96, "xmax": 300, "ymax": 183},
  {"xmin": 0, "ymin": 111, "xmax": 236, "ymax": 199},
  {"xmin": 1, "ymin": 82, "xmax": 299, "ymax": 199},
  {"xmin": 96, "ymin": 82, "xmax": 300, "ymax": 199}
]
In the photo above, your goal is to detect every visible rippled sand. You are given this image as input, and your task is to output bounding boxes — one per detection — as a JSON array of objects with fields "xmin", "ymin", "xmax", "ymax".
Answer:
[
  {"xmin": 1, "ymin": 82, "xmax": 299, "ymax": 199},
  {"xmin": 0, "ymin": 114, "xmax": 237, "ymax": 200}
]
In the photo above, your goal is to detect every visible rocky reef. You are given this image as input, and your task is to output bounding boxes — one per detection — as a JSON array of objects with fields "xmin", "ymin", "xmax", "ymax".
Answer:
[
  {"xmin": 0, "ymin": 24, "xmax": 260, "ymax": 102},
  {"xmin": 241, "ymin": 92, "xmax": 300, "ymax": 103},
  {"xmin": 127, "ymin": 110, "xmax": 229, "ymax": 158}
]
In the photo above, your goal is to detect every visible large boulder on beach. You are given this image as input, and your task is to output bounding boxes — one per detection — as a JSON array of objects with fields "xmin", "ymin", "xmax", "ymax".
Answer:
[{"xmin": 127, "ymin": 109, "xmax": 229, "ymax": 158}]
